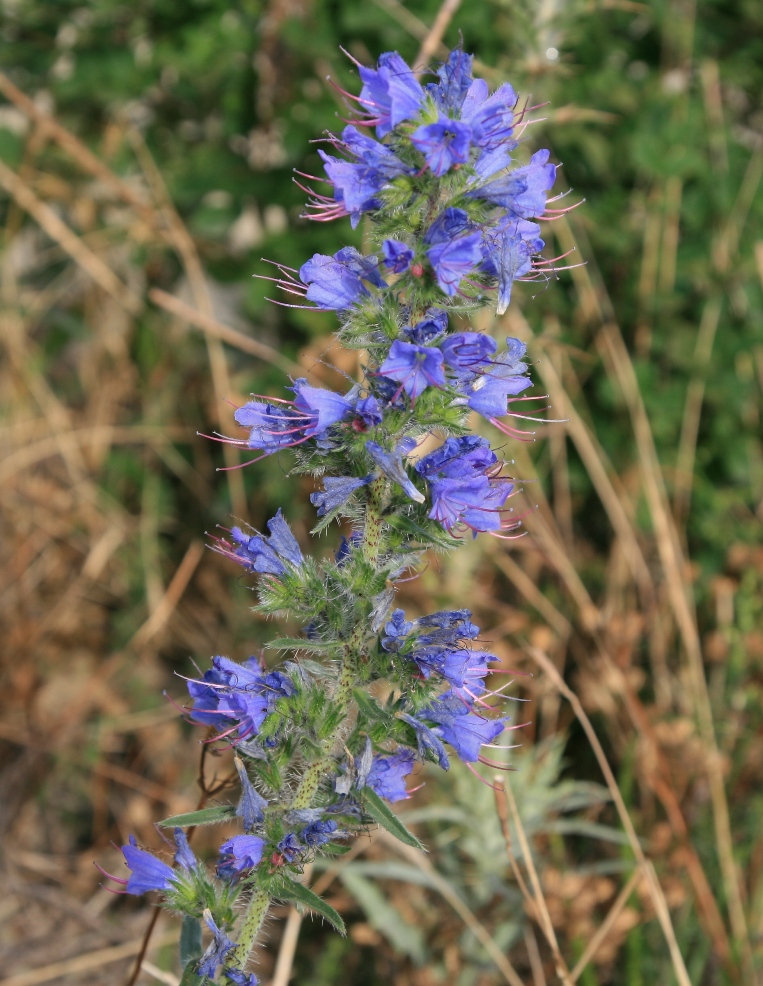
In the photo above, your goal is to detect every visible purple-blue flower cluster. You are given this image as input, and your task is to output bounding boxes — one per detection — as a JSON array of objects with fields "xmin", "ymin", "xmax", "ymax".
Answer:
[
  {"xmin": 299, "ymin": 48, "xmax": 564, "ymax": 308},
  {"xmin": 187, "ymin": 656, "xmax": 295, "ymax": 741}
]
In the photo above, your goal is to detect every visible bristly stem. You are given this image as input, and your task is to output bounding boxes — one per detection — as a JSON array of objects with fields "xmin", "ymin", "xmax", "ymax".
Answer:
[
  {"xmin": 227, "ymin": 887, "xmax": 271, "ymax": 973},
  {"xmin": 364, "ymin": 478, "xmax": 387, "ymax": 565}
]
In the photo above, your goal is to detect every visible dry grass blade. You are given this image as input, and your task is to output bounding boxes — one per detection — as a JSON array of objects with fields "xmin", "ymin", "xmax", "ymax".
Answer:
[
  {"xmin": 124, "ymin": 125, "xmax": 247, "ymax": 518},
  {"xmin": 673, "ymin": 295, "xmax": 723, "ymax": 524},
  {"xmin": 0, "ymin": 425, "xmax": 190, "ymax": 486},
  {"xmin": 270, "ymin": 864, "xmax": 313, "ymax": 986},
  {"xmin": 499, "ymin": 778, "xmax": 574, "ymax": 985},
  {"xmin": 524, "ymin": 924, "xmax": 547, "ymax": 986},
  {"xmin": 526, "ymin": 647, "xmax": 693, "ymax": 986},
  {"xmin": 0, "ymin": 70, "xmax": 153, "ymax": 219},
  {"xmin": 0, "ymin": 159, "xmax": 143, "ymax": 315},
  {"xmin": 131, "ymin": 539, "xmax": 205, "ymax": 648},
  {"xmin": 597, "ymin": 322, "xmax": 751, "ymax": 969},
  {"xmin": 492, "ymin": 550, "xmax": 572, "ymax": 638},
  {"xmin": 569, "ymin": 865, "xmax": 642, "ymax": 982},
  {"xmin": 149, "ymin": 288, "xmax": 302, "ymax": 377},
  {"xmin": 0, "ymin": 930, "xmax": 180, "ymax": 986},
  {"xmin": 377, "ymin": 830, "xmax": 526, "ymax": 986},
  {"xmin": 415, "ymin": 0, "xmax": 462, "ymax": 68},
  {"xmin": 531, "ymin": 341, "xmax": 653, "ymax": 603},
  {"xmin": 140, "ymin": 961, "xmax": 180, "ymax": 986}
]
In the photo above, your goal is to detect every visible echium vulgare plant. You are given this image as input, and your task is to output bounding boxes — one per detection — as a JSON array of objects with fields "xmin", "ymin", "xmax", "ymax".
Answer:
[{"xmin": 102, "ymin": 47, "xmax": 574, "ymax": 984}]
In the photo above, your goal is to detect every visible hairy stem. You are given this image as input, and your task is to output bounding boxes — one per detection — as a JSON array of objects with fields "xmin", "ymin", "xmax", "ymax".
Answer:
[{"xmin": 227, "ymin": 887, "xmax": 271, "ymax": 973}]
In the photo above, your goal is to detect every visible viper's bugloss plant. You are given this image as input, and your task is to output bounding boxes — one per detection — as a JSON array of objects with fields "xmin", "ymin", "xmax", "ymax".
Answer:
[{"xmin": 102, "ymin": 46, "xmax": 575, "ymax": 984}]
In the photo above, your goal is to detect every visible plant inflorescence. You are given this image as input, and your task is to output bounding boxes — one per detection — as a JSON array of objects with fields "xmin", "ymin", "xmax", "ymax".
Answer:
[{"xmin": 101, "ymin": 45, "xmax": 570, "ymax": 985}]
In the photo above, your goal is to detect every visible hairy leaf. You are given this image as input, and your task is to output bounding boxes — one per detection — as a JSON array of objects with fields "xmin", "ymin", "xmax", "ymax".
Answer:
[
  {"xmin": 361, "ymin": 787, "xmax": 424, "ymax": 850},
  {"xmin": 159, "ymin": 806, "xmax": 236, "ymax": 828},
  {"xmin": 274, "ymin": 878, "xmax": 346, "ymax": 935}
]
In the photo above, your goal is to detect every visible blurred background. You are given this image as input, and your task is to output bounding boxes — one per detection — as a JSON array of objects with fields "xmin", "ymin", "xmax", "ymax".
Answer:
[{"xmin": 1, "ymin": 1, "xmax": 762, "ymax": 984}]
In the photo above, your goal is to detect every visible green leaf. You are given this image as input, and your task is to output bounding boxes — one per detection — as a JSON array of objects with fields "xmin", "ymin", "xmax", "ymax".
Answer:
[
  {"xmin": 320, "ymin": 843, "xmax": 353, "ymax": 856},
  {"xmin": 360, "ymin": 787, "xmax": 424, "ymax": 851},
  {"xmin": 275, "ymin": 878, "xmax": 346, "ymax": 935},
  {"xmin": 179, "ymin": 959, "xmax": 208, "ymax": 986},
  {"xmin": 353, "ymin": 688, "xmax": 393, "ymax": 726},
  {"xmin": 179, "ymin": 915, "xmax": 203, "ymax": 967},
  {"xmin": 339, "ymin": 867, "xmax": 426, "ymax": 963},
  {"xmin": 159, "ymin": 806, "xmax": 236, "ymax": 828},
  {"xmin": 265, "ymin": 637, "xmax": 338, "ymax": 652}
]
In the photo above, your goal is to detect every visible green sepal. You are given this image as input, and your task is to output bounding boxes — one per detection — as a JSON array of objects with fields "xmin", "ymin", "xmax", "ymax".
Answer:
[
  {"xmin": 179, "ymin": 915, "xmax": 203, "ymax": 967},
  {"xmin": 159, "ymin": 806, "xmax": 236, "ymax": 828},
  {"xmin": 360, "ymin": 787, "xmax": 424, "ymax": 851},
  {"xmin": 353, "ymin": 688, "xmax": 394, "ymax": 727},
  {"xmin": 274, "ymin": 877, "xmax": 346, "ymax": 935}
]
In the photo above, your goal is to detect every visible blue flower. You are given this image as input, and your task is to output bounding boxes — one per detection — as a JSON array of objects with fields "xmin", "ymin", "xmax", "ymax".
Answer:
[
  {"xmin": 461, "ymin": 80, "xmax": 518, "ymax": 151},
  {"xmin": 429, "ymin": 476, "xmax": 513, "ymax": 534},
  {"xmin": 277, "ymin": 833, "xmax": 303, "ymax": 863},
  {"xmin": 415, "ymin": 435, "xmax": 496, "ymax": 481},
  {"xmin": 291, "ymin": 379, "xmax": 354, "ymax": 438},
  {"xmin": 353, "ymin": 393, "xmax": 383, "ymax": 427},
  {"xmin": 357, "ymin": 51, "xmax": 425, "ymax": 137},
  {"xmin": 187, "ymin": 657, "xmax": 294, "ymax": 741},
  {"xmin": 310, "ymin": 475, "xmax": 373, "ymax": 517},
  {"xmin": 399, "ymin": 713, "xmax": 450, "ymax": 770},
  {"xmin": 439, "ymin": 332, "xmax": 497, "ymax": 377},
  {"xmin": 473, "ymin": 148, "xmax": 557, "ymax": 219},
  {"xmin": 419, "ymin": 691, "xmax": 505, "ymax": 762},
  {"xmin": 172, "ymin": 828, "xmax": 198, "ymax": 872},
  {"xmin": 232, "ymin": 401, "xmax": 306, "ymax": 455},
  {"xmin": 299, "ymin": 247, "xmax": 384, "ymax": 310},
  {"xmin": 425, "ymin": 49, "xmax": 474, "ymax": 112},
  {"xmin": 232, "ymin": 381, "xmax": 353, "ymax": 459},
  {"xmin": 198, "ymin": 910, "xmax": 237, "ymax": 978},
  {"xmin": 461, "ymin": 337, "xmax": 532, "ymax": 417},
  {"xmin": 403, "ymin": 309, "xmax": 449, "ymax": 344},
  {"xmin": 217, "ymin": 835, "xmax": 266, "ymax": 882},
  {"xmin": 415, "ymin": 437, "xmax": 514, "ymax": 534},
  {"xmin": 381, "ymin": 609, "xmax": 415, "ymax": 651},
  {"xmin": 217, "ymin": 509, "xmax": 303, "ymax": 576},
  {"xmin": 225, "ymin": 971, "xmax": 259, "ymax": 986},
  {"xmin": 366, "ymin": 439, "xmax": 425, "ymax": 503},
  {"xmin": 481, "ymin": 220, "xmax": 545, "ymax": 314},
  {"xmin": 377, "ymin": 340, "xmax": 446, "ymax": 399},
  {"xmin": 120, "ymin": 837, "xmax": 177, "ymax": 895},
  {"xmin": 411, "ymin": 116, "xmax": 472, "ymax": 176},
  {"xmin": 427, "ymin": 235, "xmax": 483, "ymax": 296},
  {"xmin": 365, "ymin": 749, "xmax": 416, "ymax": 802},
  {"xmin": 234, "ymin": 757, "xmax": 268, "ymax": 831},
  {"xmin": 318, "ymin": 127, "xmax": 410, "ymax": 227},
  {"xmin": 301, "ymin": 818, "xmax": 339, "ymax": 846},
  {"xmin": 382, "ymin": 239, "xmax": 414, "ymax": 273},
  {"xmin": 416, "ymin": 609, "xmax": 481, "ymax": 639},
  {"xmin": 425, "ymin": 207, "xmax": 472, "ymax": 244}
]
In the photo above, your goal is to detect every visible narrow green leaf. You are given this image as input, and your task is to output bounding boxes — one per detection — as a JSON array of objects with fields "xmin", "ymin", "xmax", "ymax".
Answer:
[
  {"xmin": 265, "ymin": 637, "xmax": 337, "ymax": 652},
  {"xmin": 179, "ymin": 915, "xmax": 203, "ymax": 967},
  {"xmin": 320, "ymin": 843, "xmax": 353, "ymax": 856},
  {"xmin": 275, "ymin": 878, "xmax": 346, "ymax": 935},
  {"xmin": 159, "ymin": 805, "xmax": 236, "ymax": 828},
  {"xmin": 339, "ymin": 868, "xmax": 426, "ymax": 963},
  {"xmin": 361, "ymin": 787, "xmax": 424, "ymax": 851}
]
